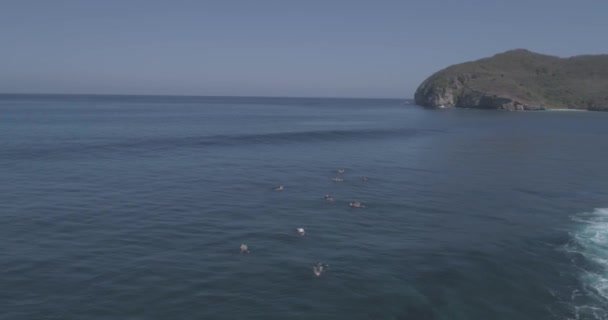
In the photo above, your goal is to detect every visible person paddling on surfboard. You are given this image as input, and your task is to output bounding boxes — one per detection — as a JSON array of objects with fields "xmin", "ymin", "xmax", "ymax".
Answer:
[
  {"xmin": 313, "ymin": 262, "xmax": 328, "ymax": 277},
  {"xmin": 349, "ymin": 201, "xmax": 365, "ymax": 208}
]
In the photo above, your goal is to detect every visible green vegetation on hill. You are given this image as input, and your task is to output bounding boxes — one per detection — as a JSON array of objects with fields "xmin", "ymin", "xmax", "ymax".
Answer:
[{"xmin": 414, "ymin": 49, "xmax": 608, "ymax": 111}]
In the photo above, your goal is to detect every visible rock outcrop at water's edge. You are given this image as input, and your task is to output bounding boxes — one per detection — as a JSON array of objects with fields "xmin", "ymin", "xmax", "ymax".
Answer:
[{"xmin": 414, "ymin": 49, "xmax": 608, "ymax": 111}]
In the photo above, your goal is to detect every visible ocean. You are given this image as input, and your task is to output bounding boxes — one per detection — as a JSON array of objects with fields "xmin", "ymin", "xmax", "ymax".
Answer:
[{"xmin": 2, "ymin": 95, "xmax": 608, "ymax": 319}]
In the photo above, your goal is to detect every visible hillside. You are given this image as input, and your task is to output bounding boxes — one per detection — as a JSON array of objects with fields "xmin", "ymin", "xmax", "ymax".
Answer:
[{"xmin": 414, "ymin": 49, "xmax": 608, "ymax": 111}]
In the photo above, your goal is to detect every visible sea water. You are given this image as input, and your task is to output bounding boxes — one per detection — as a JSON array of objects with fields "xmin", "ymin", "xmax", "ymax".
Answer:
[{"xmin": 2, "ymin": 95, "xmax": 608, "ymax": 319}]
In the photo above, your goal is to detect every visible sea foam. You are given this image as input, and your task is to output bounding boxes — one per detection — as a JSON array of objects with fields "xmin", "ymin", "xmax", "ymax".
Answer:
[{"xmin": 567, "ymin": 208, "xmax": 608, "ymax": 319}]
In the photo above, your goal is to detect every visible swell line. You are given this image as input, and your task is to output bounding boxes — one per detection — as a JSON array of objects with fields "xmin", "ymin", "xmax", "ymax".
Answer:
[{"xmin": 1, "ymin": 127, "xmax": 436, "ymax": 160}]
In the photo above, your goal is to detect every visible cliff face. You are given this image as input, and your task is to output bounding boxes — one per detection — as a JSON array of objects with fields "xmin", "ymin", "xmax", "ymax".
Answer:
[{"xmin": 414, "ymin": 49, "xmax": 608, "ymax": 111}]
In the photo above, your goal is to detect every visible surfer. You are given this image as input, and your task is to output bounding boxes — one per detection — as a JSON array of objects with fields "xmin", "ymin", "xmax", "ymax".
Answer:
[
  {"xmin": 313, "ymin": 262, "xmax": 327, "ymax": 277},
  {"xmin": 350, "ymin": 201, "xmax": 364, "ymax": 208},
  {"xmin": 324, "ymin": 194, "xmax": 334, "ymax": 201},
  {"xmin": 240, "ymin": 244, "xmax": 249, "ymax": 254}
]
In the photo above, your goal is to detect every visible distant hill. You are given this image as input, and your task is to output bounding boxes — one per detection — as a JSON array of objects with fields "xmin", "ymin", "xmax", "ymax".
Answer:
[{"xmin": 414, "ymin": 49, "xmax": 608, "ymax": 111}]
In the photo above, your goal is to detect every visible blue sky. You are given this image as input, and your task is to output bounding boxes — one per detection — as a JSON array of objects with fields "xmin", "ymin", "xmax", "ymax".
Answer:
[{"xmin": 1, "ymin": 0, "xmax": 607, "ymax": 98}]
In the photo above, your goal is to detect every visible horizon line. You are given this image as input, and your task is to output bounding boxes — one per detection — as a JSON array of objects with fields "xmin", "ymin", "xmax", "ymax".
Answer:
[{"xmin": 0, "ymin": 92, "xmax": 410, "ymax": 101}]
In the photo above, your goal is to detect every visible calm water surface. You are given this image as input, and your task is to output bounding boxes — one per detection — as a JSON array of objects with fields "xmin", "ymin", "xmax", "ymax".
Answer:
[{"xmin": 2, "ymin": 95, "xmax": 608, "ymax": 319}]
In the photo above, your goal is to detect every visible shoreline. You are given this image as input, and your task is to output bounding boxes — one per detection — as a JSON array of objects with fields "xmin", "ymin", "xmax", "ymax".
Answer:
[{"xmin": 544, "ymin": 108, "xmax": 588, "ymax": 112}]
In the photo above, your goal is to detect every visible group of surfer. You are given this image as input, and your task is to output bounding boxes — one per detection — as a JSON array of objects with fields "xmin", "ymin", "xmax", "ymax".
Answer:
[
  {"xmin": 243, "ymin": 169, "xmax": 369, "ymax": 277},
  {"xmin": 328, "ymin": 169, "xmax": 368, "ymax": 208}
]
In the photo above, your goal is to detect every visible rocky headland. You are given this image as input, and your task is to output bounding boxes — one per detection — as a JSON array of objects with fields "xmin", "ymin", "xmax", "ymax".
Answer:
[{"xmin": 414, "ymin": 49, "xmax": 608, "ymax": 111}]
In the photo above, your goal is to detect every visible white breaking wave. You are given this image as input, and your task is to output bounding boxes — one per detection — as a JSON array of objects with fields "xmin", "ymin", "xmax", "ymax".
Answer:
[{"xmin": 567, "ymin": 208, "xmax": 608, "ymax": 319}]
